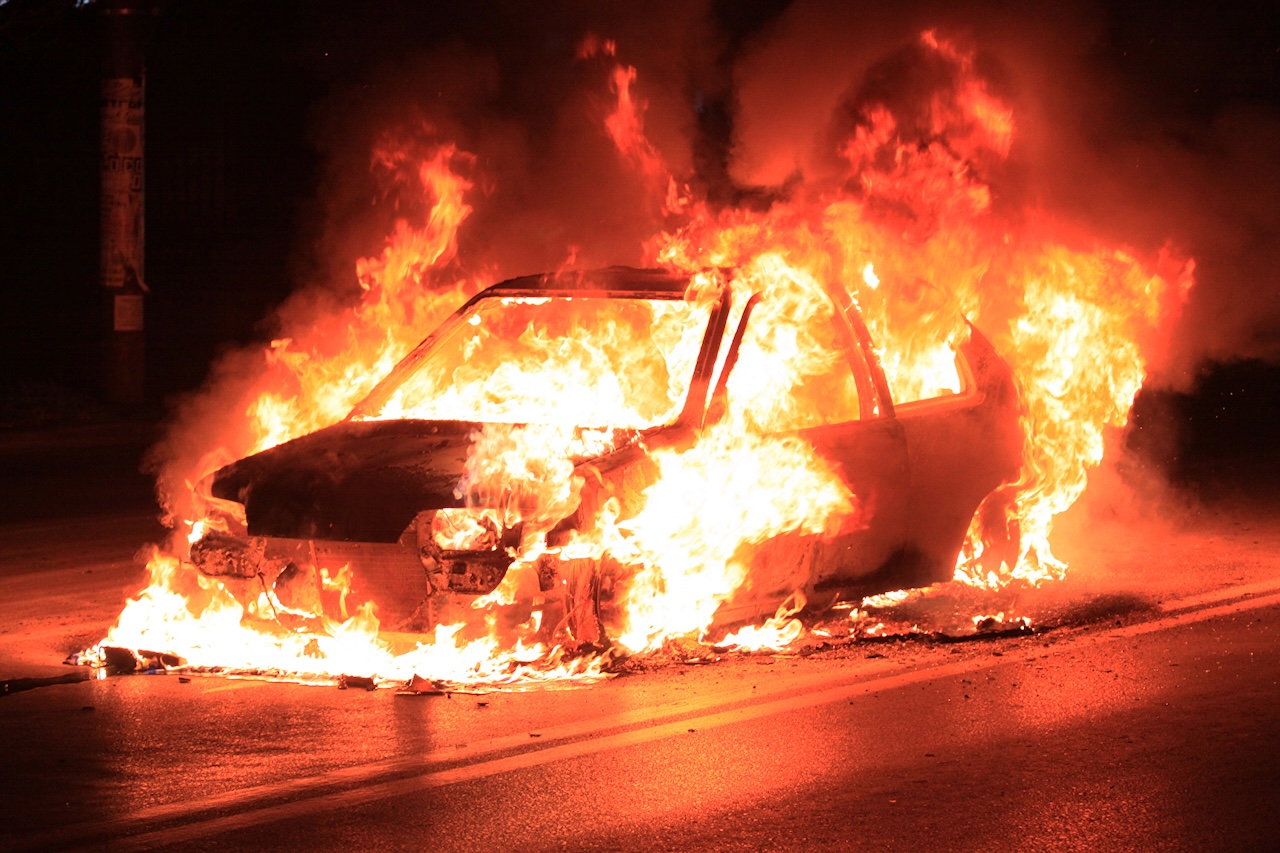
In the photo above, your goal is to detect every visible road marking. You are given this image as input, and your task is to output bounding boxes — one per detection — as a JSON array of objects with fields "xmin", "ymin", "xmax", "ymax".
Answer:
[
  {"xmin": 19, "ymin": 581, "xmax": 1280, "ymax": 852},
  {"xmin": 201, "ymin": 679, "xmax": 268, "ymax": 693},
  {"xmin": 1107, "ymin": 589, "xmax": 1280, "ymax": 637},
  {"xmin": 117, "ymin": 588, "xmax": 1280, "ymax": 851},
  {"xmin": 29, "ymin": 658, "xmax": 910, "ymax": 850},
  {"xmin": 1157, "ymin": 575, "xmax": 1280, "ymax": 613}
]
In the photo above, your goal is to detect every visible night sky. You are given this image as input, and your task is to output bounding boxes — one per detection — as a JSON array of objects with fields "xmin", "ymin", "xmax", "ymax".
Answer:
[{"xmin": 0, "ymin": 0, "xmax": 1277, "ymax": 475}]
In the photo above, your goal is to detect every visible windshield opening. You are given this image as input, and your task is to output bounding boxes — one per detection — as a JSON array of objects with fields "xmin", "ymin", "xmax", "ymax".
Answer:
[{"xmin": 353, "ymin": 294, "xmax": 714, "ymax": 430}]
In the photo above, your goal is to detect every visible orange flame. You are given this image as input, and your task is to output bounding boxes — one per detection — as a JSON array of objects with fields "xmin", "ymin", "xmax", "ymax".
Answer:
[
  {"xmin": 631, "ymin": 33, "xmax": 1191, "ymax": 590},
  {"xmin": 93, "ymin": 30, "xmax": 1192, "ymax": 687}
]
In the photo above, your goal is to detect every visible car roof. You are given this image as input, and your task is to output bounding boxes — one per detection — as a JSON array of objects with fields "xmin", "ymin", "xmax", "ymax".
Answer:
[{"xmin": 482, "ymin": 266, "xmax": 693, "ymax": 297}]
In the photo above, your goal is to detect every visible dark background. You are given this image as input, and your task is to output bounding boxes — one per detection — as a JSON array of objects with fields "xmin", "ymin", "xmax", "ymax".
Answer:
[{"xmin": 0, "ymin": 0, "xmax": 1276, "ymax": 487}]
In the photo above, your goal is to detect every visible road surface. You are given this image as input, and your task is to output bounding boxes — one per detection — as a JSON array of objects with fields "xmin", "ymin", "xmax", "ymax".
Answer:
[{"xmin": 1, "ymin": 441, "xmax": 1277, "ymax": 851}]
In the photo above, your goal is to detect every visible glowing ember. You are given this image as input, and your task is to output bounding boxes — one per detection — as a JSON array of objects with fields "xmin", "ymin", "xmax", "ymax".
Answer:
[{"xmin": 90, "ymin": 29, "xmax": 1191, "ymax": 688}]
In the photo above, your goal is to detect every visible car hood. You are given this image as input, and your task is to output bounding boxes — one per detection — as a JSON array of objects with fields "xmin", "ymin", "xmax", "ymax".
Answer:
[{"xmin": 210, "ymin": 419, "xmax": 487, "ymax": 542}]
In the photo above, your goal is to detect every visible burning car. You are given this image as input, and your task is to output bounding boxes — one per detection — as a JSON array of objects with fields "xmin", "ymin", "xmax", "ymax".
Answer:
[{"xmin": 191, "ymin": 266, "xmax": 1022, "ymax": 646}]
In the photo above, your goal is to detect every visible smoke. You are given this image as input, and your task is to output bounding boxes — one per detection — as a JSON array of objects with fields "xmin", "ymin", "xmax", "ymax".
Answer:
[
  {"xmin": 145, "ymin": 1, "xmax": 721, "ymax": 524},
  {"xmin": 726, "ymin": 0, "xmax": 1280, "ymax": 385},
  {"xmin": 291, "ymin": 2, "xmax": 722, "ymax": 289}
]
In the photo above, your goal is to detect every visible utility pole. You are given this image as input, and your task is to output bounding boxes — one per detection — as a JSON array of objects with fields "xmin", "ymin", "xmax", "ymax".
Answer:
[{"xmin": 100, "ymin": 0, "xmax": 149, "ymax": 404}]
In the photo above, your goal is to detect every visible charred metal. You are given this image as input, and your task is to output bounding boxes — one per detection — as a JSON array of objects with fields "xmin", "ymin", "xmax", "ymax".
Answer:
[{"xmin": 194, "ymin": 266, "xmax": 1022, "ymax": 642}]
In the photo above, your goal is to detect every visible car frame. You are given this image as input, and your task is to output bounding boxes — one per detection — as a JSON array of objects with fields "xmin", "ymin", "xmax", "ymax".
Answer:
[{"xmin": 193, "ymin": 266, "xmax": 1022, "ymax": 641}]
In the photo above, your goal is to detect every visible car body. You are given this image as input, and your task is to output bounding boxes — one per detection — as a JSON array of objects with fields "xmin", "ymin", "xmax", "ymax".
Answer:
[{"xmin": 193, "ymin": 266, "xmax": 1022, "ymax": 641}]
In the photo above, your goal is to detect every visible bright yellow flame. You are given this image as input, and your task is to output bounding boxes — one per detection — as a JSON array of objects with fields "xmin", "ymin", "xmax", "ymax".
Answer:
[{"xmin": 862, "ymin": 262, "xmax": 880, "ymax": 290}]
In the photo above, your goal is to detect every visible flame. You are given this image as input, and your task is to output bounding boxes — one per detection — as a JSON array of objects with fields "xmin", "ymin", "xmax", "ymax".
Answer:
[
  {"xmin": 632, "ymin": 33, "xmax": 1191, "ymax": 590},
  {"xmin": 607, "ymin": 425, "xmax": 856, "ymax": 651},
  {"xmin": 361, "ymin": 293, "xmax": 712, "ymax": 429},
  {"xmin": 246, "ymin": 141, "xmax": 481, "ymax": 457},
  {"xmin": 710, "ymin": 593, "xmax": 808, "ymax": 652},
  {"xmin": 92, "ymin": 30, "xmax": 1192, "ymax": 687}
]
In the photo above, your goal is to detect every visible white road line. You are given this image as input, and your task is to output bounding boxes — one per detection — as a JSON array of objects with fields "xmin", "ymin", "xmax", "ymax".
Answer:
[
  {"xmin": 201, "ymin": 679, "xmax": 269, "ymax": 693},
  {"xmin": 37, "ymin": 658, "xmax": 911, "ymax": 847},
  {"xmin": 20, "ymin": 582, "xmax": 1280, "ymax": 852},
  {"xmin": 1157, "ymin": 575, "xmax": 1280, "ymax": 613},
  {"xmin": 1106, "ymin": 589, "xmax": 1280, "ymax": 638},
  {"xmin": 115, "ymin": 588, "xmax": 1280, "ymax": 852}
]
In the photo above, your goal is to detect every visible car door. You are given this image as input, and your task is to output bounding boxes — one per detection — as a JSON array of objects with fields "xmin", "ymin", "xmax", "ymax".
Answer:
[{"xmin": 708, "ymin": 288, "xmax": 912, "ymax": 627}]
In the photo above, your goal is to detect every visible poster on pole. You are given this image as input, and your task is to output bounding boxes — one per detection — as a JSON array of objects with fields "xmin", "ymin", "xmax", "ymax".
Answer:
[{"xmin": 101, "ymin": 76, "xmax": 145, "ymax": 305}]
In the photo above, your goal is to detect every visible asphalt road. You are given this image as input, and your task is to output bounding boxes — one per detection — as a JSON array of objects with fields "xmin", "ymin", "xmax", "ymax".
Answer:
[{"xmin": 1, "ymin": 450, "xmax": 1278, "ymax": 851}]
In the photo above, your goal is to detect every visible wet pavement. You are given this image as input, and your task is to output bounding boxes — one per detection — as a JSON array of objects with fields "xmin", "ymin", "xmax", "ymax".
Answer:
[{"xmin": 1, "ymin": 462, "xmax": 1278, "ymax": 851}]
